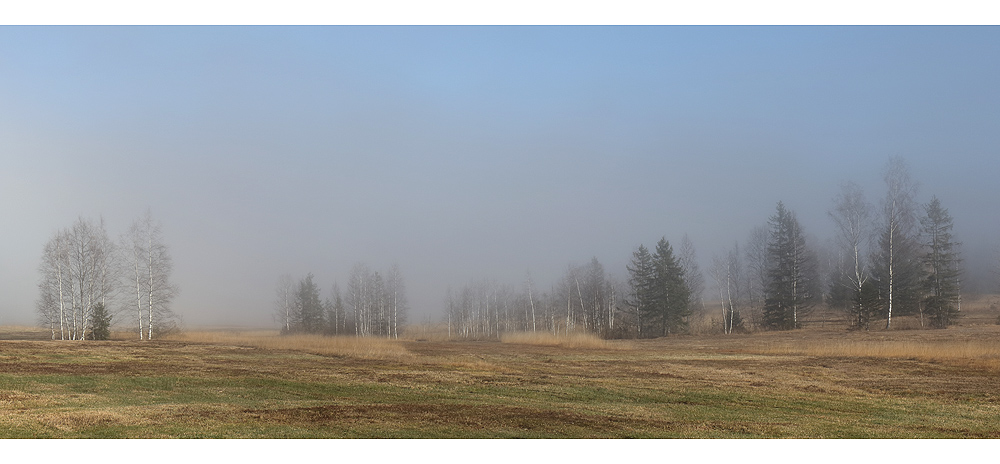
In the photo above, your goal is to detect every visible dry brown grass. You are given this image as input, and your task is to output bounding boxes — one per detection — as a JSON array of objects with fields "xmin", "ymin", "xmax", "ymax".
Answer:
[
  {"xmin": 760, "ymin": 339, "xmax": 1000, "ymax": 362},
  {"xmin": 499, "ymin": 331, "xmax": 620, "ymax": 349},
  {"xmin": 399, "ymin": 324, "xmax": 453, "ymax": 342},
  {"xmin": 752, "ymin": 328, "xmax": 1000, "ymax": 370},
  {"xmin": 164, "ymin": 331, "xmax": 413, "ymax": 360},
  {"xmin": 6, "ymin": 320, "xmax": 1000, "ymax": 437},
  {"xmin": 35, "ymin": 409, "xmax": 144, "ymax": 432},
  {"xmin": 0, "ymin": 325, "xmax": 50, "ymax": 340}
]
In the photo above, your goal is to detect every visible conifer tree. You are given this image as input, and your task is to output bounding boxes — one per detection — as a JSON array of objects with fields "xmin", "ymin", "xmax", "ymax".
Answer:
[
  {"xmin": 763, "ymin": 202, "xmax": 817, "ymax": 330},
  {"xmin": 651, "ymin": 238, "xmax": 691, "ymax": 336},
  {"xmin": 626, "ymin": 245, "xmax": 655, "ymax": 337},
  {"xmin": 920, "ymin": 196, "xmax": 962, "ymax": 328},
  {"xmin": 88, "ymin": 302, "xmax": 112, "ymax": 340},
  {"xmin": 294, "ymin": 273, "xmax": 325, "ymax": 334}
]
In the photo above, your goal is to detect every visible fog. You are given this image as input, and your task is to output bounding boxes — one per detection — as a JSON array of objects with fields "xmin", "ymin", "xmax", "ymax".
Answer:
[{"xmin": 2, "ymin": 26, "xmax": 999, "ymax": 327}]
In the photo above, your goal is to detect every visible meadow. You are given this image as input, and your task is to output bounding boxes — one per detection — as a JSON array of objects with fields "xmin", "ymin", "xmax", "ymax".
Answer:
[{"xmin": 1, "ymin": 299, "xmax": 1000, "ymax": 438}]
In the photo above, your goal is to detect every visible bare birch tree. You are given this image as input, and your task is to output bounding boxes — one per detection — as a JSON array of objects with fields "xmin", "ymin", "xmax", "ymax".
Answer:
[
  {"xmin": 386, "ymin": 264, "xmax": 408, "ymax": 339},
  {"xmin": 873, "ymin": 157, "xmax": 920, "ymax": 329},
  {"xmin": 37, "ymin": 231, "xmax": 70, "ymax": 340},
  {"xmin": 710, "ymin": 243, "xmax": 745, "ymax": 334},
  {"xmin": 678, "ymin": 234, "xmax": 705, "ymax": 315},
  {"xmin": 121, "ymin": 211, "xmax": 178, "ymax": 339},
  {"xmin": 37, "ymin": 217, "xmax": 119, "ymax": 340},
  {"xmin": 829, "ymin": 181, "xmax": 876, "ymax": 329},
  {"xmin": 274, "ymin": 274, "xmax": 293, "ymax": 333},
  {"xmin": 327, "ymin": 282, "xmax": 347, "ymax": 335},
  {"xmin": 525, "ymin": 271, "xmax": 537, "ymax": 332},
  {"xmin": 709, "ymin": 254, "xmax": 730, "ymax": 333}
]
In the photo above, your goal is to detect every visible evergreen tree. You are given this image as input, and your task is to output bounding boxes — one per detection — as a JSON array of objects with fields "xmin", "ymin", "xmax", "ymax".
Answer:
[
  {"xmin": 88, "ymin": 302, "xmax": 112, "ymax": 340},
  {"xmin": 626, "ymin": 245, "xmax": 655, "ymax": 338},
  {"xmin": 651, "ymin": 238, "xmax": 691, "ymax": 336},
  {"xmin": 763, "ymin": 202, "xmax": 817, "ymax": 330},
  {"xmin": 826, "ymin": 259, "xmax": 853, "ymax": 310},
  {"xmin": 920, "ymin": 196, "xmax": 962, "ymax": 328},
  {"xmin": 293, "ymin": 273, "xmax": 325, "ymax": 334}
]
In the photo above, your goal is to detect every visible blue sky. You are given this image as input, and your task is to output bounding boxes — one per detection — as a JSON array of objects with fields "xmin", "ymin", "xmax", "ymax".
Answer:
[{"xmin": 2, "ymin": 26, "xmax": 999, "ymax": 326}]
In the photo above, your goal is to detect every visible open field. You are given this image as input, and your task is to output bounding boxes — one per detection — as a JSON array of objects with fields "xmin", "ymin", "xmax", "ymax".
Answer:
[{"xmin": 2, "ymin": 304, "xmax": 1000, "ymax": 438}]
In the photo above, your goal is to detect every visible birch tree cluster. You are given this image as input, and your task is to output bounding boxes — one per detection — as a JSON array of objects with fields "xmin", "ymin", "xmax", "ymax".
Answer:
[
  {"xmin": 275, "ymin": 263, "xmax": 407, "ymax": 338},
  {"xmin": 36, "ymin": 212, "xmax": 178, "ymax": 340},
  {"xmin": 433, "ymin": 159, "xmax": 962, "ymax": 337},
  {"xmin": 445, "ymin": 258, "xmax": 628, "ymax": 339}
]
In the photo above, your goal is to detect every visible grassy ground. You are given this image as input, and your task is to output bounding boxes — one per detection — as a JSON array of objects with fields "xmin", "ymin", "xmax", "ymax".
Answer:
[{"xmin": 2, "ymin": 309, "xmax": 1000, "ymax": 438}]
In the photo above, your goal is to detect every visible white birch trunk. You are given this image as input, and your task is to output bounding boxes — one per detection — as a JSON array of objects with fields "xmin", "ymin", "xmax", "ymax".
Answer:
[
  {"xmin": 135, "ymin": 260, "xmax": 144, "ymax": 340},
  {"xmin": 886, "ymin": 208, "xmax": 895, "ymax": 330},
  {"xmin": 58, "ymin": 260, "xmax": 66, "ymax": 340},
  {"xmin": 528, "ymin": 278, "xmax": 537, "ymax": 332},
  {"xmin": 725, "ymin": 268, "xmax": 735, "ymax": 335},
  {"xmin": 148, "ymin": 232, "xmax": 154, "ymax": 340}
]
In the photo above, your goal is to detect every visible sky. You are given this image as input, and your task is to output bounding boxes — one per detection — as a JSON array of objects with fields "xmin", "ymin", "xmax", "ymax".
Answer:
[{"xmin": 2, "ymin": 26, "xmax": 999, "ymax": 327}]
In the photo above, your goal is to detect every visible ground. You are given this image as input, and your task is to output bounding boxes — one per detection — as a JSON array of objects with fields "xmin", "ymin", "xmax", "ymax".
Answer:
[{"xmin": 2, "ymin": 303, "xmax": 1000, "ymax": 438}]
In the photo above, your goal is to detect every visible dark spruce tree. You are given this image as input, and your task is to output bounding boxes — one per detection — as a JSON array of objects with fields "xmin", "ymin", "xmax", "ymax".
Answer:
[
  {"xmin": 763, "ymin": 202, "xmax": 817, "ymax": 330},
  {"xmin": 293, "ymin": 273, "xmax": 325, "ymax": 334},
  {"xmin": 627, "ymin": 240, "xmax": 691, "ymax": 337},
  {"xmin": 920, "ymin": 196, "xmax": 962, "ymax": 328},
  {"xmin": 826, "ymin": 264, "xmax": 853, "ymax": 313},
  {"xmin": 651, "ymin": 238, "xmax": 691, "ymax": 336},
  {"xmin": 88, "ymin": 302, "xmax": 112, "ymax": 340},
  {"xmin": 626, "ymin": 244, "xmax": 655, "ymax": 338}
]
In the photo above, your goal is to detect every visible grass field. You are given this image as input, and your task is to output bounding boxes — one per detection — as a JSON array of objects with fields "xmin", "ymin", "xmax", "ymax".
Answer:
[{"xmin": 2, "ymin": 303, "xmax": 1000, "ymax": 438}]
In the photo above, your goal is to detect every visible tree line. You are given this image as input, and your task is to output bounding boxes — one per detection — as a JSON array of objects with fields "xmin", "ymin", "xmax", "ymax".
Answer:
[
  {"xmin": 444, "ymin": 235, "xmax": 704, "ymax": 339},
  {"xmin": 445, "ymin": 260, "xmax": 625, "ymax": 339},
  {"xmin": 441, "ymin": 156, "xmax": 964, "ymax": 339},
  {"xmin": 36, "ymin": 211, "xmax": 178, "ymax": 340},
  {"xmin": 275, "ymin": 263, "xmax": 408, "ymax": 338},
  {"xmin": 709, "ymin": 156, "xmax": 962, "ymax": 333}
]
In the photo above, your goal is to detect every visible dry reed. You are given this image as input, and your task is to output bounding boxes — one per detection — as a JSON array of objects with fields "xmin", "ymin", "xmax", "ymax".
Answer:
[
  {"xmin": 757, "ymin": 339, "xmax": 1000, "ymax": 369},
  {"xmin": 165, "ymin": 331, "xmax": 412, "ymax": 360},
  {"xmin": 399, "ymin": 324, "xmax": 452, "ymax": 342},
  {"xmin": 499, "ymin": 331, "xmax": 617, "ymax": 349}
]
